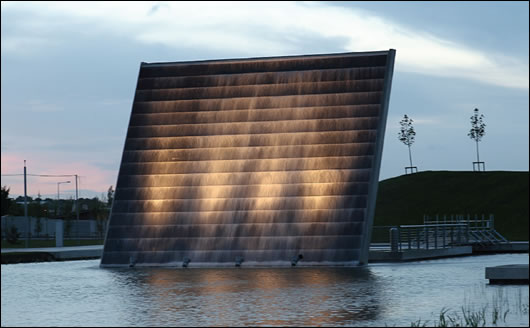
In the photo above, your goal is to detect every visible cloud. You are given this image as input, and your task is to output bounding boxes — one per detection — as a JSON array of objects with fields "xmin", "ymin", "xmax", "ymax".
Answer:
[
  {"xmin": 407, "ymin": 117, "xmax": 441, "ymax": 126},
  {"xmin": 1, "ymin": 35, "xmax": 57, "ymax": 55},
  {"xmin": 14, "ymin": 100, "xmax": 64, "ymax": 113},
  {"xmin": 2, "ymin": 2, "xmax": 528, "ymax": 89},
  {"xmin": 97, "ymin": 99, "xmax": 132, "ymax": 106}
]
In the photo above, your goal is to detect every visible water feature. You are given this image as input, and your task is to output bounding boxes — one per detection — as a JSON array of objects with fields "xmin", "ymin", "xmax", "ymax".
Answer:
[
  {"xmin": 2, "ymin": 254, "xmax": 528, "ymax": 326},
  {"xmin": 102, "ymin": 51, "xmax": 396, "ymax": 267}
]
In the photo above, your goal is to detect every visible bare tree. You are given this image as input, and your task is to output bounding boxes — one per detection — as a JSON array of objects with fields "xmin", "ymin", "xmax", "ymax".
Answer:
[
  {"xmin": 398, "ymin": 114, "xmax": 416, "ymax": 168},
  {"xmin": 468, "ymin": 108, "xmax": 486, "ymax": 164}
]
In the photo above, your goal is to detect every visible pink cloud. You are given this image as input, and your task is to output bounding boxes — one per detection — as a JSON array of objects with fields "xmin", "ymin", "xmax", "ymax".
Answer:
[{"xmin": 1, "ymin": 151, "xmax": 117, "ymax": 197}]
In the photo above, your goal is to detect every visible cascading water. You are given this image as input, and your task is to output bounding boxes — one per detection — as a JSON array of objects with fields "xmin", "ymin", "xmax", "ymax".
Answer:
[{"xmin": 101, "ymin": 50, "xmax": 396, "ymax": 267}]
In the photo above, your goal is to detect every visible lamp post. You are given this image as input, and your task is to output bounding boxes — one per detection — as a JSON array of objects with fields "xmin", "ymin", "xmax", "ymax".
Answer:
[
  {"xmin": 75, "ymin": 174, "xmax": 80, "ymax": 245},
  {"xmin": 57, "ymin": 180, "xmax": 70, "ymax": 219},
  {"xmin": 24, "ymin": 160, "xmax": 28, "ymax": 248},
  {"xmin": 57, "ymin": 180, "xmax": 70, "ymax": 244},
  {"xmin": 57, "ymin": 181, "xmax": 71, "ymax": 204},
  {"xmin": 44, "ymin": 208, "xmax": 48, "ymax": 238}
]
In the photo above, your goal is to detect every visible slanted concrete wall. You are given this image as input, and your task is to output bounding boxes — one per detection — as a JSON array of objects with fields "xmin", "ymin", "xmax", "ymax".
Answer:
[{"xmin": 102, "ymin": 51, "xmax": 396, "ymax": 267}]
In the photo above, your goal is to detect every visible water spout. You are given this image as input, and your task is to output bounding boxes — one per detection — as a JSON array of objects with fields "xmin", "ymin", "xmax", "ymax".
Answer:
[
  {"xmin": 235, "ymin": 256, "xmax": 245, "ymax": 267},
  {"xmin": 291, "ymin": 254, "xmax": 304, "ymax": 266},
  {"xmin": 129, "ymin": 256, "xmax": 137, "ymax": 268}
]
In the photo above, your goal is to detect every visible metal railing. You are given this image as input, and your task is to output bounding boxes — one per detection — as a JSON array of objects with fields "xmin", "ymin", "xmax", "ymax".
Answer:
[
  {"xmin": 424, "ymin": 214, "xmax": 508, "ymax": 245},
  {"xmin": 399, "ymin": 224, "xmax": 469, "ymax": 250},
  {"xmin": 372, "ymin": 223, "xmax": 469, "ymax": 251},
  {"xmin": 373, "ymin": 213, "xmax": 509, "ymax": 251}
]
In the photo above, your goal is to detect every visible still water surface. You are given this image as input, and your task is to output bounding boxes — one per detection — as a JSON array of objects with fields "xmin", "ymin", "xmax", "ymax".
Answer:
[{"xmin": 2, "ymin": 254, "xmax": 528, "ymax": 326}]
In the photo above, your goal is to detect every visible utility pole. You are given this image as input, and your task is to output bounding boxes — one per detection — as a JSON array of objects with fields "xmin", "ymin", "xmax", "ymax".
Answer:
[{"xmin": 24, "ymin": 160, "xmax": 29, "ymax": 248}]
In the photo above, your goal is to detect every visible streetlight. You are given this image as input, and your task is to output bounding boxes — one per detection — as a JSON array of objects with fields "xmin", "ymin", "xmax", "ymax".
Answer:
[
  {"xmin": 44, "ymin": 208, "xmax": 48, "ymax": 237},
  {"xmin": 57, "ymin": 181, "xmax": 71, "ymax": 216}
]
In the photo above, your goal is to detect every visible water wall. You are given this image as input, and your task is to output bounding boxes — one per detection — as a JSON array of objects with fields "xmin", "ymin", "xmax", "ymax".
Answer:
[{"xmin": 101, "ymin": 50, "xmax": 396, "ymax": 267}]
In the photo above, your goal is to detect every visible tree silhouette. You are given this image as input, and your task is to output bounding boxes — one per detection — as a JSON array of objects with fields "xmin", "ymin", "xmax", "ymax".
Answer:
[
  {"xmin": 468, "ymin": 108, "xmax": 486, "ymax": 164},
  {"xmin": 1, "ymin": 186, "xmax": 13, "ymax": 216},
  {"xmin": 398, "ymin": 114, "xmax": 416, "ymax": 168},
  {"xmin": 107, "ymin": 185, "xmax": 114, "ymax": 209}
]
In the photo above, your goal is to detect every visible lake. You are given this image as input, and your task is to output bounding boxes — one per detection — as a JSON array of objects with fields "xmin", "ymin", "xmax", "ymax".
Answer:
[{"xmin": 1, "ymin": 254, "xmax": 528, "ymax": 326}]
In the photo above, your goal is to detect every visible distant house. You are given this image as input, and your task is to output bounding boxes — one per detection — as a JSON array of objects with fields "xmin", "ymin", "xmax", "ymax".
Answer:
[{"xmin": 14, "ymin": 196, "xmax": 33, "ymax": 204}]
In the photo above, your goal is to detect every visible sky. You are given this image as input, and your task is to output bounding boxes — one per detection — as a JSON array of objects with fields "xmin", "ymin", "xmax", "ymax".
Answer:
[{"xmin": 1, "ymin": 1, "xmax": 529, "ymax": 199}]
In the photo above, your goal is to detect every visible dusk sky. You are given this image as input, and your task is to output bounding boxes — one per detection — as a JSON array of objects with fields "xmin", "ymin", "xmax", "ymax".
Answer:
[{"xmin": 1, "ymin": 1, "xmax": 528, "ymax": 199}]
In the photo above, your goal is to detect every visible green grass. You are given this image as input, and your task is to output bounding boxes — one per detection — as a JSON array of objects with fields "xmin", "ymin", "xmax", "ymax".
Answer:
[
  {"xmin": 374, "ymin": 171, "xmax": 529, "ymax": 241},
  {"xmin": 1, "ymin": 239, "xmax": 104, "ymax": 249}
]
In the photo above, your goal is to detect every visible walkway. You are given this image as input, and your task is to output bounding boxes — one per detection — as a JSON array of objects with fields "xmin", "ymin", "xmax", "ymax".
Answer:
[{"xmin": 1, "ymin": 245, "xmax": 103, "ymax": 261}]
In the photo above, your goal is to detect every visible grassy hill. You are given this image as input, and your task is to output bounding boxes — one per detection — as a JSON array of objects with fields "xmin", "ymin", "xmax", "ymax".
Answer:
[{"xmin": 374, "ymin": 171, "xmax": 529, "ymax": 241}]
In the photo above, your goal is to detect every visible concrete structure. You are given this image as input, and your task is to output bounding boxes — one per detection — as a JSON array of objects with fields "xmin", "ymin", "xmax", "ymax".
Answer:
[
  {"xmin": 101, "ymin": 50, "xmax": 396, "ymax": 267},
  {"xmin": 1, "ymin": 216, "xmax": 99, "ymax": 238},
  {"xmin": 473, "ymin": 241, "xmax": 528, "ymax": 253},
  {"xmin": 1, "ymin": 245, "xmax": 103, "ymax": 263},
  {"xmin": 1, "ymin": 244, "xmax": 473, "ymax": 264},
  {"xmin": 56, "ymin": 220, "xmax": 63, "ymax": 247},
  {"xmin": 369, "ymin": 245, "xmax": 473, "ymax": 262},
  {"xmin": 486, "ymin": 264, "xmax": 529, "ymax": 284}
]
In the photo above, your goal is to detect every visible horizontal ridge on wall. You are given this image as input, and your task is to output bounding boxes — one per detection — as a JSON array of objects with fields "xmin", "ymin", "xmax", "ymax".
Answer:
[
  {"xmin": 118, "ymin": 156, "xmax": 374, "ymax": 175},
  {"xmin": 111, "ymin": 195, "xmax": 368, "ymax": 213},
  {"xmin": 114, "ymin": 182, "xmax": 369, "ymax": 200},
  {"xmin": 106, "ymin": 222, "xmax": 365, "ymax": 239},
  {"xmin": 121, "ymin": 143, "xmax": 375, "ymax": 162},
  {"xmin": 137, "ymin": 67, "xmax": 387, "ymax": 89},
  {"xmin": 132, "ymin": 92, "xmax": 382, "ymax": 113},
  {"xmin": 138, "ymin": 55, "xmax": 387, "ymax": 78},
  {"xmin": 104, "ymin": 235, "xmax": 363, "ymax": 252},
  {"xmin": 125, "ymin": 117, "xmax": 380, "ymax": 138},
  {"xmin": 101, "ymin": 249, "xmax": 361, "ymax": 264},
  {"xmin": 129, "ymin": 105, "xmax": 381, "ymax": 126},
  {"xmin": 124, "ymin": 130, "xmax": 378, "ymax": 150},
  {"xmin": 109, "ymin": 208, "xmax": 366, "ymax": 226},
  {"xmin": 134, "ymin": 79, "xmax": 385, "ymax": 101},
  {"xmin": 116, "ymin": 169, "xmax": 372, "ymax": 187}
]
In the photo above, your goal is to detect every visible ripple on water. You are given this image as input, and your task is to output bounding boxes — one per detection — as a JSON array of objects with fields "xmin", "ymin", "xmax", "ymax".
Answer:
[{"xmin": 1, "ymin": 254, "xmax": 528, "ymax": 327}]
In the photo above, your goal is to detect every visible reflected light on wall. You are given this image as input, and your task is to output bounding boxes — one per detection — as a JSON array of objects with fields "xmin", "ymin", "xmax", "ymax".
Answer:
[{"xmin": 101, "ymin": 50, "xmax": 395, "ymax": 267}]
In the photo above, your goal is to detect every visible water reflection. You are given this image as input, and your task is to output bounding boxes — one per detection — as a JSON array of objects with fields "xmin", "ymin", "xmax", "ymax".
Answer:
[
  {"xmin": 103, "ymin": 266, "xmax": 382, "ymax": 326},
  {"xmin": 2, "ymin": 254, "xmax": 528, "ymax": 327}
]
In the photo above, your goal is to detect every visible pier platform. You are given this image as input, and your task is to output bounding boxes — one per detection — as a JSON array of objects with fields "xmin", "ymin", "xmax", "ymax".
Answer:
[
  {"xmin": 473, "ymin": 241, "xmax": 528, "ymax": 253},
  {"xmin": 485, "ymin": 264, "xmax": 529, "ymax": 284},
  {"xmin": 368, "ymin": 245, "xmax": 473, "ymax": 262},
  {"xmin": 1, "ymin": 245, "xmax": 103, "ymax": 264}
]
